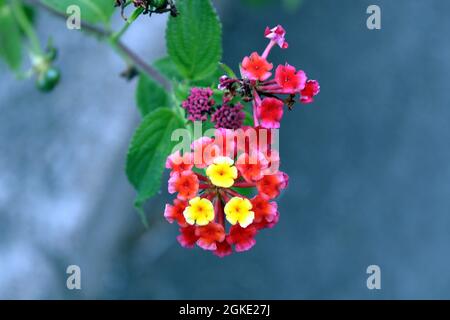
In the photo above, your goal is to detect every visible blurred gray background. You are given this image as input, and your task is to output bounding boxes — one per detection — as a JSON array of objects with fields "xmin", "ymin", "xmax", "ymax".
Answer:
[{"xmin": 1, "ymin": 0, "xmax": 450, "ymax": 299}]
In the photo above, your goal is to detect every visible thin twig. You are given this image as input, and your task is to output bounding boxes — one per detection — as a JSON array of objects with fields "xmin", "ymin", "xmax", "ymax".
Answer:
[
  {"xmin": 25, "ymin": 0, "xmax": 172, "ymax": 91},
  {"xmin": 115, "ymin": 41, "xmax": 170, "ymax": 89}
]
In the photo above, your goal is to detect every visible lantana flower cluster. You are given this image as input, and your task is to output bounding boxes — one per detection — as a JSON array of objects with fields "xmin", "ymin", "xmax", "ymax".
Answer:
[
  {"xmin": 163, "ymin": 25, "xmax": 319, "ymax": 256},
  {"xmin": 164, "ymin": 128, "xmax": 288, "ymax": 257},
  {"xmin": 222, "ymin": 25, "xmax": 320, "ymax": 128}
]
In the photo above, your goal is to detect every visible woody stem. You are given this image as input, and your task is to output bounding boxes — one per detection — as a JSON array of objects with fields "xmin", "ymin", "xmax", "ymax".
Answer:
[
  {"xmin": 25, "ymin": 0, "xmax": 172, "ymax": 91},
  {"xmin": 111, "ymin": 7, "xmax": 144, "ymax": 41}
]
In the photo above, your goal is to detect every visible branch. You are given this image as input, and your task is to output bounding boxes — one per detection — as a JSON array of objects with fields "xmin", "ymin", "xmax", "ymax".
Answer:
[{"xmin": 25, "ymin": 0, "xmax": 172, "ymax": 91}]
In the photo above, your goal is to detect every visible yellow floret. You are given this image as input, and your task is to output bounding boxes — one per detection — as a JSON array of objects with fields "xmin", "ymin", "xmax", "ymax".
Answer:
[
  {"xmin": 183, "ymin": 197, "xmax": 215, "ymax": 226},
  {"xmin": 206, "ymin": 156, "xmax": 238, "ymax": 188},
  {"xmin": 224, "ymin": 197, "xmax": 255, "ymax": 228}
]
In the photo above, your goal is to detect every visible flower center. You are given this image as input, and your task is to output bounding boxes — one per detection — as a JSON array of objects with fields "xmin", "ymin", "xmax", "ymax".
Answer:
[
  {"xmin": 206, "ymin": 156, "xmax": 238, "ymax": 188},
  {"xmin": 183, "ymin": 197, "xmax": 214, "ymax": 226},
  {"xmin": 224, "ymin": 197, "xmax": 255, "ymax": 228}
]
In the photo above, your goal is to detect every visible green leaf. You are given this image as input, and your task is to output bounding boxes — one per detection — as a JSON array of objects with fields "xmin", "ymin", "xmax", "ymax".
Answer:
[
  {"xmin": 154, "ymin": 56, "xmax": 222, "ymax": 88},
  {"xmin": 173, "ymin": 81, "xmax": 191, "ymax": 104},
  {"xmin": 242, "ymin": 0, "xmax": 304, "ymax": 11},
  {"xmin": 126, "ymin": 109, "xmax": 185, "ymax": 225},
  {"xmin": 232, "ymin": 187, "xmax": 255, "ymax": 198},
  {"xmin": 219, "ymin": 62, "xmax": 237, "ymax": 79},
  {"xmin": 0, "ymin": 4, "xmax": 22, "ymax": 71},
  {"xmin": 153, "ymin": 56, "xmax": 183, "ymax": 81},
  {"xmin": 136, "ymin": 74, "xmax": 170, "ymax": 117},
  {"xmin": 192, "ymin": 63, "xmax": 222, "ymax": 87},
  {"xmin": 42, "ymin": 0, "xmax": 115, "ymax": 25},
  {"xmin": 243, "ymin": 110, "xmax": 253, "ymax": 126},
  {"xmin": 19, "ymin": 4, "xmax": 36, "ymax": 37},
  {"xmin": 166, "ymin": 0, "xmax": 222, "ymax": 81}
]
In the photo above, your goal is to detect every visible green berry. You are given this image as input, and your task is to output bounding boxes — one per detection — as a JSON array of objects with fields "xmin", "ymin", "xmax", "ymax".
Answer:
[{"xmin": 36, "ymin": 67, "xmax": 61, "ymax": 92}]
